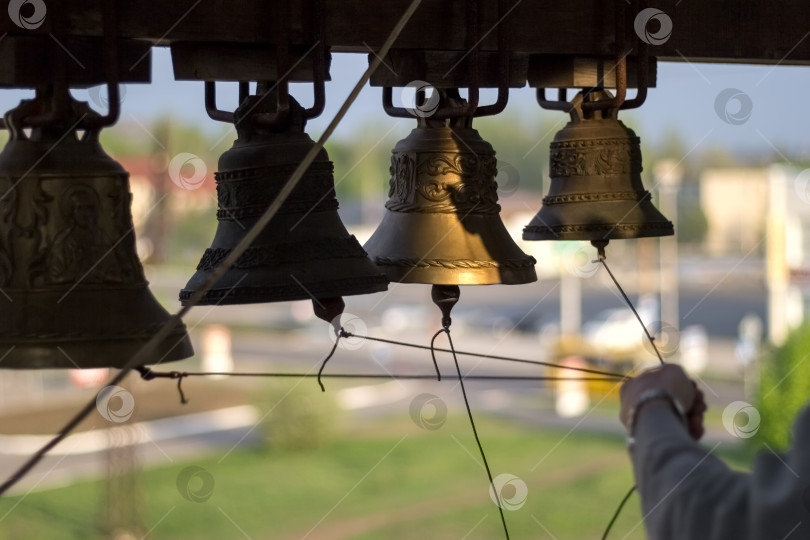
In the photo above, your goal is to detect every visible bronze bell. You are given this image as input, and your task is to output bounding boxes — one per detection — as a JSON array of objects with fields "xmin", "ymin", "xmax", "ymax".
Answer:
[
  {"xmin": 523, "ymin": 90, "xmax": 673, "ymax": 241},
  {"xmin": 0, "ymin": 96, "xmax": 194, "ymax": 368},
  {"xmin": 363, "ymin": 110, "xmax": 537, "ymax": 285},
  {"xmin": 180, "ymin": 96, "xmax": 388, "ymax": 305}
]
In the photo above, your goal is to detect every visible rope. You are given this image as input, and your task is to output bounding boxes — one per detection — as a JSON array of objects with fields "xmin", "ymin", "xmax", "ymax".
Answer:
[
  {"xmin": 138, "ymin": 372, "xmax": 621, "ymax": 382},
  {"xmin": 137, "ymin": 367, "xmax": 624, "ymax": 404},
  {"xmin": 429, "ymin": 329, "xmax": 444, "ymax": 381},
  {"xmin": 434, "ymin": 326, "xmax": 511, "ymax": 539},
  {"xmin": 316, "ymin": 329, "xmax": 344, "ymax": 391},
  {"xmin": 595, "ymin": 242, "xmax": 666, "ymax": 539},
  {"xmin": 596, "ymin": 253, "xmax": 664, "ymax": 365},
  {"xmin": 601, "ymin": 484, "xmax": 637, "ymax": 540},
  {"xmin": 348, "ymin": 332, "xmax": 629, "ymax": 380}
]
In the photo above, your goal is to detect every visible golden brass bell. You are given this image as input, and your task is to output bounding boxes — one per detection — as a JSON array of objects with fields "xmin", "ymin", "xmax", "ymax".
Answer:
[
  {"xmin": 180, "ymin": 96, "xmax": 388, "ymax": 305},
  {"xmin": 364, "ymin": 111, "xmax": 537, "ymax": 285},
  {"xmin": 0, "ymin": 96, "xmax": 194, "ymax": 368},
  {"xmin": 523, "ymin": 90, "xmax": 673, "ymax": 241}
]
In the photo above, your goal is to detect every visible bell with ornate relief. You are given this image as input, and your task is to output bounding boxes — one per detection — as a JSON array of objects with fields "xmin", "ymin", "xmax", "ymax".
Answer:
[
  {"xmin": 523, "ymin": 90, "xmax": 673, "ymax": 241},
  {"xmin": 180, "ymin": 95, "xmax": 388, "ymax": 305},
  {"xmin": 0, "ymin": 94, "xmax": 194, "ymax": 368},
  {"xmin": 364, "ymin": 107, "xmax": 537, "ymax": 285}
]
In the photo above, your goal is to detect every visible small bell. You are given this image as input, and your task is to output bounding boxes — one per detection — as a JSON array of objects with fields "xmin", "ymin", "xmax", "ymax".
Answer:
[
  {"xmin": 523, "ymin": 90, "xmax": 673, "ymax": 241},
  {"xmin": 0, "ymin": 94, "xmax": 194, "ymax": 368},
  {"xmin": 180, "ymin": 95, "xmax": 388, "ymax": 305},
  {"xmin": 364, "ymin": 94, "xmax": 537, "ymax": 285}
]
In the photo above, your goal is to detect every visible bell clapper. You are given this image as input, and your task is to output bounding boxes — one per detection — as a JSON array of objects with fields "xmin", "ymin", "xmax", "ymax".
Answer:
[
  {"xmin": 431, "ymin": 285, "xmax": 461, "ymax": 330},
  {"xmin": 591, "ymin": 240, "xmax": 609, "ymax": 262},
  {"xmin": 312, "ymin": 296, "xmax": 347, "ymax": 338}
]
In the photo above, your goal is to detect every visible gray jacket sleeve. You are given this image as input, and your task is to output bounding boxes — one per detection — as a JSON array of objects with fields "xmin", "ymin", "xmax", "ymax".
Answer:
[{"xmin": 630, "ymin": 401, "xmax": 810, "ymax": 540}]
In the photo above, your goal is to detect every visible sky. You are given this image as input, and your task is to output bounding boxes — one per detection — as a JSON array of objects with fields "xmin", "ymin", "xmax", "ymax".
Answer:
[{"xmin": 2, "ymin": 48, "xmax": 809, "ymax": 161}]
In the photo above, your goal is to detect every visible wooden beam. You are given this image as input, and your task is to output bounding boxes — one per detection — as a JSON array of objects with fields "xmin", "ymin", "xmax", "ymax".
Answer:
[{"xmin": 0, "ymin": 0, "xmax": 807, "ymax": 87}]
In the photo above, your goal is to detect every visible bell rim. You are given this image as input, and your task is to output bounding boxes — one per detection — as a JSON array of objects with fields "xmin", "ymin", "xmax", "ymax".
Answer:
[
  {"xmin": 179, "ymin": 274, "xmax": 389, "ymax": 306},
  {"xmin": 522, "ymin": 221, "xmax": 674, "ymax": 241},
  {"xmin": 373, "ymin": 262, "xmax": 538, "ymax": 286},
  {"xmin": 0, "ymin": 331, "xmax": 194, "ymax": 369}
]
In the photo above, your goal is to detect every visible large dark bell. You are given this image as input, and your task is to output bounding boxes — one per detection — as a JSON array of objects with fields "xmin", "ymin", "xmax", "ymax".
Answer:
[
  {"xmin": 0, "ymin": 101, "xmax": 194, "ymax": 368},
  {"xmin": 180, "ymin": 97, "xmax": 388, "ymax": 305},
  {"xmin": 364, "ymin": 115, "xmax": 537, "ymax": 285},
  {"xmin": 523, "ymin": 90, "xmax": 673, "ymax": 241}
]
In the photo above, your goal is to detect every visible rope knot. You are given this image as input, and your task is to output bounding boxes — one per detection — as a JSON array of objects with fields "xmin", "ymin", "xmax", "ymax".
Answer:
[{"xmin": 135, "ymin": 366, "xmax": 156, "ymax": 381}]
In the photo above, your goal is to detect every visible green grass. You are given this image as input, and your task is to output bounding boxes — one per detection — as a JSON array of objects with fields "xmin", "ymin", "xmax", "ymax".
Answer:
[{"xmin": 0, "ymin": 415, "xmax": 752, "ymax": 540}]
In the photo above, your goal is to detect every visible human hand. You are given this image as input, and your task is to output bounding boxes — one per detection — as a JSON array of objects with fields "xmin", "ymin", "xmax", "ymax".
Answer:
[
  {"xmin": 685, "ymin": 386, "xmax": 706, "ymax": 441},
  {"xmin": 620, "ymin": 364, "xmax": 701, "ymax": 438}
]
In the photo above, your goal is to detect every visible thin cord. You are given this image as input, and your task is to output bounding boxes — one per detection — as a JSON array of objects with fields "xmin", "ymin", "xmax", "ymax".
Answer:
[
  {"xmin": 348, "ymin": 332, "xmax": 628, "ymax": 380},
  {"xmin": 596, "ymin": 245, "xmax": 664, "ymax": 539},
  {"xmin": 601, "ymin": 484, "xmax": 636, "ymax": 540},
  {"xmin": 316, "ymin": 330, "xmax": 344, "ymax": 392},
  {"xmin": 137, "ymin": 369, "xmax": 621, "ymax": 383},
  {"xmin": 176, "ymin": 373, "xmax": 188, "ymax": 404},
  {"xmin": 436, "ymin": 327, "xmax": 510, "ymax": 540},
  {"xmin": 136, "ymin": 364, "xmax": 622, "ymax": 404},
  {"xmin": 0, "ymin": 0, "xmax": 424, "ymax": 497},
  {"xmin": 596, "ymin": 254, "xmax": 664, "ymax": 365},
  {"xmin": 136, "ymin": 367, "xmax": 189, "ymax": 404},
  {"xmin": 0, "ymin": 367, "xmax": 130, "ymax": 495},
  {"xmin": 429, "ymin": 329, "xmax": 444, "ymax": 381}
]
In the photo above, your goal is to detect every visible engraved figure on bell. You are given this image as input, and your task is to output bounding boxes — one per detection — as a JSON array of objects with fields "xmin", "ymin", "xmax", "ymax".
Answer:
[{"xmin": 44, "ymin": 184, "xmax": 119, "ymax": 285}]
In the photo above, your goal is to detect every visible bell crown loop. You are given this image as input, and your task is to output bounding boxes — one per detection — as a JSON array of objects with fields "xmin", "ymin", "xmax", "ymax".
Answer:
[
  {"xmin": 567, "ymin": 89, "xmax": 620, "ymax": 122},
  {"xmin": 4, "ymin": 86, "xmax": 107, "ymax": 142}
]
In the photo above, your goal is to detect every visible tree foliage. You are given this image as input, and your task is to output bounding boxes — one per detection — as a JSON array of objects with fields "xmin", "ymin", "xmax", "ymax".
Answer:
[{"xmin": 755, "ymin": 324, "xmax": 810, "ymax": 449}]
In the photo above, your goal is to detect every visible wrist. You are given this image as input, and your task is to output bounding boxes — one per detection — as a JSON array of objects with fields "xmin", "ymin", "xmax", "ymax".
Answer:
[{"xmin": 626, "ymin": 388, "xmax": 687, "ymax": 447}]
